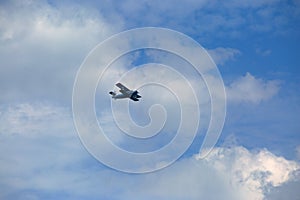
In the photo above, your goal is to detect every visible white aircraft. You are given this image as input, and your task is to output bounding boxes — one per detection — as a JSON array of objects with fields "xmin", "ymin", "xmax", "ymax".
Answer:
[{"xmin": 109, "ymin": 83, "xmax": 141, "ymax": 101}]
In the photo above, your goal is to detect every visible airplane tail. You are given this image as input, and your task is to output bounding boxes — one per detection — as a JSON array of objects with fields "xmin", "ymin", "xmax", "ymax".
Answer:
[
  {"xmin": 130, "ymin": 90, "xmax": 141, "ymax": 101},
  {"xmin": 109, "ymin": 91, "xmax": 116, "ymax": 96}
]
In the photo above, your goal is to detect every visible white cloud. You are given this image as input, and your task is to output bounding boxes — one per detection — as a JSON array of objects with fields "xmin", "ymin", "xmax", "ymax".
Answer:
[
  {"xmin": 226, "ymin": 72, "xmax": 281, "ymax": 104},
  {"xmin": 202, "ymin": 147, "xmax": 299, "ymax": 200},
  {"xmin": 0, "ymin": 1, "xmax": 114, "ymax": 43},
  {"xmin": 0, "ymin": 103, "xmax": 71, "ymax": 136},
  {"xmin": 219, "ymin": 0, "xmax": 281, "ymax": 8},
  {"xmin": 0, "ymin": 1, "xmax": 118, "ymax": 104},
  {"xmin": 0, "ymin": 1, "xmax": 298, "ymax": 199},
  {"xmin": 256, "ymin": 48, "xmax": 272, "ymax": 57},
  {"xmin": 0, "ymin": 103, "xmax": 299, "ymax": 200},
  {"xmin": 92, "ymin": 0, "xmax": 300, "ymax": 38},
  {"xmin": 208, "ymin": 47, "xmax": 241, "ymax": 65}
]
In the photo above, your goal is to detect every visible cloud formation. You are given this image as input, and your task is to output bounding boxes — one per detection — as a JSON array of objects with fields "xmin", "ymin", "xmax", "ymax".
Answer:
[
  {"xmin": 93, "ymin": 0, "xmax": 300, "ymax": 38},
  {"xmin": 0, "ymin": 103, "xmax": 299, "ymax": 200},
  {"xmin": 0, "ymin": 1, "xmax": 115, "ymax": 104},
  {"xmin": 226, "ymin": 72, "xmax": 281, "ymax": 104},
  {"xmin": 0, "ymin": 1, "xmax": 298, "ymax": 199},
  {"xmin": 208, "ymin": 47, "xmax": 241, "ymax": 65}
]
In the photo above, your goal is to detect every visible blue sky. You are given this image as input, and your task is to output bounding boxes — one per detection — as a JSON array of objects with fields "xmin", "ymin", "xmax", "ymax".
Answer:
[{"xmin": 0, "ymin": 0, "xmax": 299, "ymax": 199}]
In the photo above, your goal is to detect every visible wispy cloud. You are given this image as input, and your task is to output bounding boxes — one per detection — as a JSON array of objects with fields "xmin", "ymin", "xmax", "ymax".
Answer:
[
  {"xmin": 256, "ymin": 48, "xmax": 272, "ymax": 57},
  {"xmin": 208, "ymin": 47, "xmax": 241, "ymax": 65},
  {"xmin": 226, "ymin": 72, "xmax": 281, "ymax": 104},
  {"xmin": 89, "ymin": 0, "xmax": 300, "ymax": 38}
]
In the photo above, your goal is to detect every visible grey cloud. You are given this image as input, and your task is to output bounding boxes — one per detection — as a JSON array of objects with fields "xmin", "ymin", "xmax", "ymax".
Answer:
[{"xmin": 265, "ymin": 179, "xmax": 300, "ymax": 200}]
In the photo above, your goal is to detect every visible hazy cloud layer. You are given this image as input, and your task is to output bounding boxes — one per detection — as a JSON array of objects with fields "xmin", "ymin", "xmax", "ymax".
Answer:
[
  {"xmin": 0, "ymin": 0, "xmax": 116, "ymax": 104},
  {"xmin": 0, "ymin": 103, "xmax": 299, "ymax": 200}
]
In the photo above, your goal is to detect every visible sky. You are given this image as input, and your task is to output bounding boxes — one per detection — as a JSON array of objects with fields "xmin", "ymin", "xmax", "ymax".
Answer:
[{"xmin": 0, "ymin": 0, "xmax": 300, "ymax": 199}]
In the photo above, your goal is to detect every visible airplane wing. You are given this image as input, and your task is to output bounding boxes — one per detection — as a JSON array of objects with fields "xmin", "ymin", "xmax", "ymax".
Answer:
[{"xmin": 116, "ymin": 83, "xmax": 130, "ymax": 94}]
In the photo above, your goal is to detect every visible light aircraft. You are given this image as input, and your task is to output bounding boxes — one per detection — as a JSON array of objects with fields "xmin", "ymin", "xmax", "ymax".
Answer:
[{"xmin": 109, "ymin": 83, "xmax": 141, "ymax": 101}]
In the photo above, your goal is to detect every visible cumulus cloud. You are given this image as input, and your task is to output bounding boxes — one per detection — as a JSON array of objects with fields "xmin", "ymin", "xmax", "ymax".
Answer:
[
  {"xmin": 226, "ymin": 72, "xmax": 281, "ymax": 104},
  {"xmin": 0, "ymin": 104, "xmax": 299, "ymax": 200},
  {"xmin": 202, "ymin": 147, "xmax": 299, "ymax": 200}
]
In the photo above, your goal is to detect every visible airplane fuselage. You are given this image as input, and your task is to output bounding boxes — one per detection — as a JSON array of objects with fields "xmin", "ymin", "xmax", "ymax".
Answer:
[
  {"xmin": 109, "ymin": 83, "xmax": 141, "ymax": 101},
  {"xmin": 112, "ymin": 93, "xmax": 131, "ymax": 99}
]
